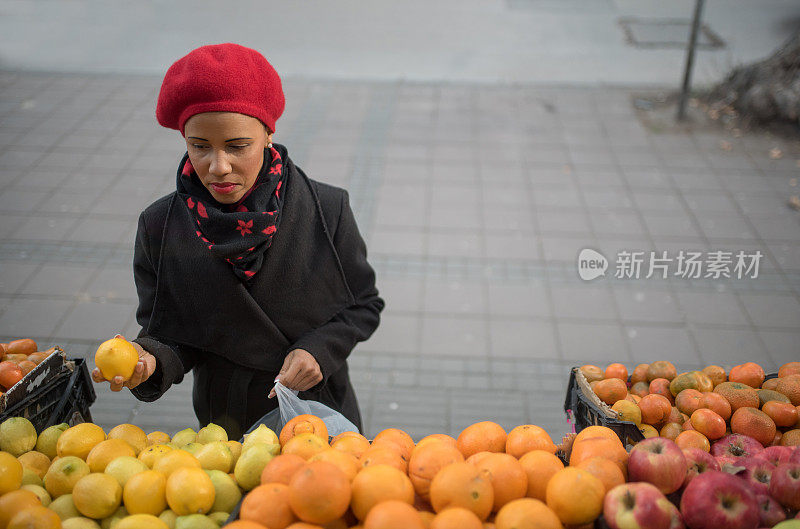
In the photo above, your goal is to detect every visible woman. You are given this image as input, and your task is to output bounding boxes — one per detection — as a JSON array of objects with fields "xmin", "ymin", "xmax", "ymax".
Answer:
[{"xmin": 92, "ymin": 44, "xmax": 384, "ymax": 439}]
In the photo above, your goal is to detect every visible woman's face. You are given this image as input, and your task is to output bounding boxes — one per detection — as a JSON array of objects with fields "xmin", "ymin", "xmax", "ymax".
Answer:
[{"xmin": 184, "ymin": 112, "xmax": 273, "ymax": 204}]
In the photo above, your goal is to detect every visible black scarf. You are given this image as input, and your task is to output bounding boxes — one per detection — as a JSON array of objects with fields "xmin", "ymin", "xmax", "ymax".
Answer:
[{"xmin": 176, "ymin": 145, "xmax": 287, "ymax": 281}]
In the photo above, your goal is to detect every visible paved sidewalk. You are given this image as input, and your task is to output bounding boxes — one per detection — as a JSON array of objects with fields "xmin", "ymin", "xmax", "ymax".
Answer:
[{"xmin": 1, "ymin": 71, "xmax": 798, "ymax": 440}]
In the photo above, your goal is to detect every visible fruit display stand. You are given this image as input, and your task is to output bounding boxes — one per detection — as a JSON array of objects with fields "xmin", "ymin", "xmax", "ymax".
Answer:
[{"xmin": 0, "ymin": 347, "xmax": 95, "ymax": 432}]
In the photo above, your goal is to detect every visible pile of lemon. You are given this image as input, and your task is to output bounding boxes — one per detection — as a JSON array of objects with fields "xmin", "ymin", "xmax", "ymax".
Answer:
[{"xmin": 0, "ymin": 416, "xmax": 282, "ymax": 529}]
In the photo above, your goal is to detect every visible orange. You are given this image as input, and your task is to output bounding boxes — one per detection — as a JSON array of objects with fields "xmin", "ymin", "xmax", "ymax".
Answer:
[
  {"xmin": 545, "ymin": 467, "xmax": 604, "ymax": 525},
  {"xmin": 7, "ymin": 505, "xmax": 60, "ymax": 529},
  {"xmin": 690, "ymin": 409, "xmax": 726, "ymax": 440},
  {"xmin": 0, "ymin": 489, "xmax": 41, "ymax": 529},
  {"xmin": 702, "ymin": 365, "xmax": 727, "ymax": 387},
  {"xmin": 0, "ymin": 451, "xmax": 23, "ymax": 494},
  {"xmin": 780, "ymin": 429, "xmax": 800, "ymax": 446},
  {"xmin": 714, "ymin": 382, "xmax": 760, "ymax": 411},
  {"xmin": 568, "ymin": 437, "xmax": 628, "ymax": 478},
  {"xmin": 729, "ymin": 362, "xmax": 765, "ymax": 389},
  {"xmin": 667, "ymin": 407, "xmax": 684, "ymax": 425},
  {"xmin": 776, "ymin": 375, "xmax": 800, "ymax": 406},
  {"xmin": 456, "ymin": 422, "xmax": 507, "ymax": 459},
  {"xmin": 408, "ymin": 442, "xmax": 465, "ymax": 501},
  {"xmin": 86, "ymin": 438, "xmax": 136, "ymax": 472},
  {"xmin": 261, "ymin": 454, "xmax": 307, "ymax": 485},
  {"xmin": 730, "ymin": 407, "xmax": 777, "ymax": 446},
  {"xmin": 419, "ymin": 511, "xmax": 435, "ymax": 528},
  {"xmin": 280, "ymin": 414, "xmax": 328, "ymax": 446},
  {"xmin": 94, "ymin": 337, "xmax": 139, "ymax": 381},
  {"xmin": 779, "ymin": 362, "xmax": 800, "ymax": 378},
  {"xmin": 630, "ymin": 364, "xmax": 649, "ymax": 385},
  {"xmin": 763, "ymin": 378, "xmax": 780, "ymax": 391},
  {"xmin": 638, "ymin": 394, "xmax": 672, "ymax": 426},
  {"xmin": 351, "ymin": 464, "xmax": 414, "ymax": 521},
  {"xmin": 165, "ymin": 467, "xmax": 215, "ymax": 515},
  {"xmin": 647, "ymin": 361, "xmax": 677, "ymax": 382},
  {"xmin": 363, "ymin": 500, "xmax": 425, "ymax": 529},
  {"xmin": 123, "ymin": 469, "xmax": 167, "ymax": 515},
  {"xmin": 593, "ymin": 378, "xmax": 627, "ymax": 406},
  {"xmin": 359, "ymin": 445, "xmax": 407, "ymax": 473},
  {"xmin": 612, "ymin": 400, "xmax": 642, "ymax": 426},
  {"xmin": 518, "ymin": 450, "xmax": 563, "ymax": 502},
  {"xmin": 648, "ymin": 379, "xmax": 674, "ymax": 404},
  {"xmin": 573, "ymin": 426, "xmax": 622, "ymax": 446},
  {"xmin": 576, "ymin": 457, "xmax": 624, "ymax": 494},
  {"xmin": 240, "ymin": 482, "xmax": 298, "ymax": 529},
  {"xmin": 282, "ymin": 433, "xmax": 329, "ymax": 460},
  {"xmin": 604, "ymin": 363, "xmax": 628, "ymax": 382},
  {"xmin": 495, "ymin": 498, "xmax": 562, "ymax": 529},
  {"xmin": 639, "ymin": 424, "xmax": 659, "ymax": 438},
  {"xmin": 470, "ymin": 453, "xmax": 527, "ymax": 512},
  {"xmin": 675, "ymin": 430, "xmax": 711, "ymax": 452},
  {"xmin": 659, "ymin": 422, "xmax": 682, "ymax": 441},
  {"xmin": 224, "ymin": 523, "xmax": 269, "ymax": 529},
  {"xmin": 138, "ymin": 444, "xmax": 172, "ymax": 468},
  {"xmin": 309, "ymin": 448, "xmax": 360, "ymax": 481},
  {"xmin": 675, "ymin": 389, "xmax": 704, "ymax": 416},
  {"xmin": 108, "ymin": 424, "xmax": 148, "ymax": 455},
  {"xmin": 146, "ymin": 431, "xmax": 171, "ymax": 446},
  {"xmin": 429, "ymin": 462, "xmax": 494, "ymax": 520},
  {"xmin": 429, "ymin": 507, "xmax": 483, "ymax": 529},
  {"xmin": 579, "ymin": 365, "xmax": 604, "ymax": 383},
  {"xmin": 372, "ymin": 428, "xmax": 415, "ymax": 461},
  {"xmin": 288, "ymin": 461, "xmax": 351, "ymax": 525},
  {"xmin": 630, "ymin": 381, "xmax": 650, "ymax": 398},
  {"xmin": 416, "ymin": 434, "xmax": 458, "ymax": 452},
  {"xmin": 152, "ymin": 449, "xmax": 201, "ymax": 478},
  {"xmin": 505, "ymin": 425, "xmax": 556, "ymax": 458},
  {"xmin": 700, "ymin": 392, "xmax": 732, "ymax": 421},
  {"xmin": 72, "ymin": 473, "xmax": 123, "ymax": 519},
  {"xmin": 331, "ymin": 432, "xmax": 370, "ymax": 459},
  {"xmin": 17, "ymin": 451, "xmax": 50, "ymax": 480},
  {"xmin": 762, "ymin": 400, "xmax": 799, "ymax": 427}
]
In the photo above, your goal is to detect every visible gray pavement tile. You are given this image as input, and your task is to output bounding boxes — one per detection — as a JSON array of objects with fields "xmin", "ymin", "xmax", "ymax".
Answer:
[
  {"xmin": 631, "ymin": 190, "xmax": 685, "ymax": 213},
  {"xmin": 370, "ymin": 228, "xmax": 426, "ymax": 257},
  {"xmin": 550, "ymin": 284, "xmax": 617, "ymax": 321},
  {"xmin": 0, "ymin": 298, "xmax": 74, "ymax": 338},
  {"xmin": 568, "ymin": 148, "xmax": 617, "ymax": 166},
  {"xmin": 581, "ymin": 188, "xmax": 633, "ymax": 209},
  {"xmin": 483, "ymin": 207, "xmax": 535, "ymax": 232},
  {"xmin": 9, "ymin": 215, "xmax": 80, "ymax": 241},
  {"xmin": 487, "ymin": 282, "xmax": 551, "ymax": 319},
  {"xmin": 429, "ymin": 206, "xmax": 482, "ymax": 230},
  {"xmin": 590, "ymin": 210, "xmax": 648, "ymax": 237},
  {"xmin": 527, "ymin": 167, "xmax": 573, "ymax": 186},
  {"xmin": 489, "ymin": 320, "xmax": 557, "ymax": 359},
  {"xmin": 613, "ymin": 148, "xmax": 661, "ymax": 166},
  {"xmin": 674, "ymin": 290, "xmax": 750, "ymax": 326},
  {"xmin": 0, "ymin": 262, "xmax": 37, "ymax": 295},
  {"xmin": 621, "ymin": 167, "xmax": 674, "ymax": 190},
  {"xmin": 39, "ymin": 190, "xmax": 104, "ymax": 215},
  {"xmin": 747, "ymin": 214, "xmax": 800, "ymax": 242},
  {"xmin": 691, "ymin": 327, "xmax": 773, "ymax": 371},
  {"xmin": 557, "ymin": 322, "xmax": 631, "ymax": 363},
  {"xmin": 421, "ymin": 315, "xmax": 488, "ymax": 357},
  {"xmin": 427, "ymin": 231, "xmax": 483, "ymax": 258},
  {"xmin": 481, "ymin": 183, "xmax": 531, "ymax": 208},
  {"xmin": 662, "ymin": 154, "xmax": 710, "ymax": 170},
  {"xmin": 613, "ymin": 288, "xmax": 684, "ymax": 324},
  {"xmin": 375, "ymin": 277, "xmax": 423, "ymax": 313},
  {"xmin": 537, "ymin": 210, "xmax": 591, "ymax": 235},
  {"xmin": 767, "ymin": 242, "xmax": 800, "ymax": 272},
  {"xmin": 0, "ymin": 189, "xmax": 50, "ymax": 212},
  {"xmin": 423, "ymin": 279, "xmax": 487, "ymax": 315},
  {"xmin": 53, "ymin": 300, "xmax": 136, "ymax": 342},
  {"xmin": 641, "ymin": 213, "xmax": 703, "ymax": 240},
  {"xmin": 485, "ymin": 233, "xmax": 540, "ymax": 260},
  {"xmin": 695, "ymin": 214, "xmax": 759, "ymax": 241},
  {"xmin": 733, "ymin": 191, "xmax": 788, "ymax": 217},
  {"xmin": 84, "ymin": 267, "xmax": 137, "ymax": 302},
  {"xmin": 64, "ymin": 217, "xmax": 136, "ymax": 245},
  {"xmin": 541, "ymin": 235, "xmax": 597, "ymax": 263},
  {"xmin": 684, "ymin": 191, "xmax": 740, "ymax": 215},
  {"xmin": 738, "ymin": 293, "xmax": 800, "ymax": 329},
  {"xmin": 20, "ymin": 263, "xmax": 97, "ymax": 297},
  {"xmin": 757, "ymin": 330, "xmax": 800, "ymax": 371},
  {"xmin": 365, "ymin": 313, "xmax": 420, "ymax": 355},
  {"xmin": 532, "ymin": 185, "xmax": 581, "ymax": 208},
  {"xmin": 19, "ymin": 169, "xmax": 74, "ymax": 189},
  {"xmin": 669, "ymin": 170, "xmax": 724, "ymax": 191},
  {"xmin": 624, "ymin": 325, "xmax": 701, "ymax": 365}
]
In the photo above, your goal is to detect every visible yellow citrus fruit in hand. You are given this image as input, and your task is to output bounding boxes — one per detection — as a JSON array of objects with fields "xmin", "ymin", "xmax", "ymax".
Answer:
[{"xmin": 95, "ymin": 337, "xmax": 139, "ymax": 381}]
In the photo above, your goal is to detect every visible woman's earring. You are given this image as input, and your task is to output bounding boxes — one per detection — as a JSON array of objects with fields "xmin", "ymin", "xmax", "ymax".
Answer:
[{"xmin": 267, "ymin": 142, "xmax": 273, "ymax": 148}]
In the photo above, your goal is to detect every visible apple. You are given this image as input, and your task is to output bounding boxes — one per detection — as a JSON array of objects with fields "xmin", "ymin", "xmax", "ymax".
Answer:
[
  {"xmin": 680, "ymin": 471, "xmax": 759, "ymax": 529},
  {"xmin": 736, "ymin": 457, "xmax": 775, "ymax": 495},
  {"xmin": 629, "ymin": 437, "xmax": 688, "ymax": 494},
  {"xmin": 755, "ymin": 446, "xmax": 794, "ymax": 466},
  {"xmin": 666, "ymin": 502, "xmax": 685, "ymax": 529},
  {"xmin": 712, "ymin": 434, "xmax": 764, "ymax": 466},
  {"xmin": 790, "ymin": 448, "xmax": 800, "ymax": 464},
  {"xmin": 755, "ymin": 494, "xmax": 787, "ymax": 528},
  {"xmin": 603, "ymin": 482, "xmax": 676, "ymax": 529},
  {"xmin": 769, "ymin": 462, "xmax": 800, "ymax": 511},
  {"xmin": 682, "ymin": 447, "xmax": 721, "ymax": 487}
]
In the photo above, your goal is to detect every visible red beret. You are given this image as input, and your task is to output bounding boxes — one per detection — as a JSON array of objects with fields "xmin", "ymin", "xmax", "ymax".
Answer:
[{"xmin": 156, "ymin": 43, "xmax": 285, "ymax": 135}]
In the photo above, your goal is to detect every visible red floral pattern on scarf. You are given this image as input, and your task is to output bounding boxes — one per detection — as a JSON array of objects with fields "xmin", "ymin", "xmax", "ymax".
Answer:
[{"xmin": 177, "ymin": 146, "xmax": 286, "ymax": 281}]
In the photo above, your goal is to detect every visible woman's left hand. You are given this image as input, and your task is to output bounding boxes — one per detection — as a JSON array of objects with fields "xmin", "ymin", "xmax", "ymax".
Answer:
[{"xmin": 269, "ymin": 349, "xmax": 322, "ymax": 397}]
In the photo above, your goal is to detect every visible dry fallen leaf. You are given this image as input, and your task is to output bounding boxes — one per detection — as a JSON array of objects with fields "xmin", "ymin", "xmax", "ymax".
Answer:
[
  {"xmin": 719, "ymin": 141, "xmax": 732, "ymax": 151},
  {"xmin": 789, "ymin": 195, "xmax": 800, "ymax": 211},
  {"xmin": 769, "ymin": 148, "xmax": 783, "ymax": 159},
  {"xmin": 790, "ymin": 178, "xmax": 797, "ymax": 187}
]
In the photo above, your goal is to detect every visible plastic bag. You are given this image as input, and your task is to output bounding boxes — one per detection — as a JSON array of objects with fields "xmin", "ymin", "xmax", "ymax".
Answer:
[{"xmin": 244, "ymin": 381, "xmax": 358, "ymax": 438}]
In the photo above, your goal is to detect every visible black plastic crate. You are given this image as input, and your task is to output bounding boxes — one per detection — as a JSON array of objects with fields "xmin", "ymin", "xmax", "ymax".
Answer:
[
  {"xmin": 563, "ymin": 366, "xmax": 644, "ymax": 448},
  {"xmin": 0, "ymin": 358, "xmax": 96, "ymax": 432}
]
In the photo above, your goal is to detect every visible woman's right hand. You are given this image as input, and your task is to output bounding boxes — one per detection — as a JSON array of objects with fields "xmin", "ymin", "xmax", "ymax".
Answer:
[{"xmin": 91, "ymin": 334, "xmax": 156, "ymax": 391}]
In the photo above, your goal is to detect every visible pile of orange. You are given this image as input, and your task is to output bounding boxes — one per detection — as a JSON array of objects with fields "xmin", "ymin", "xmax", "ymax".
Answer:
[
  {"xmin": 231, "ymin": 415, "xmax": 610, "ymax": 529},
  {"xmin": 582, "ymin": 360, "xmax": 800, "ymax": 451},
  {"xmin": 0, "ymin": 338, "xmax": 56, "ymax": 392}
]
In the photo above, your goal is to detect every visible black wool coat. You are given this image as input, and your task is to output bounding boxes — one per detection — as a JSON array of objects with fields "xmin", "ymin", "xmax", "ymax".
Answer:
[{"xmin": 130, "ymin": 145, "xmax": 383, "ymax": 439}]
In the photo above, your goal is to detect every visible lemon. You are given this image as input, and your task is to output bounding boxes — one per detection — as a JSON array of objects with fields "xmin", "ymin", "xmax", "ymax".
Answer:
[
  {"xmin": 175, "ymin": 514, "xmax": 218, "ymax": 529},
  {"xmin": 158, "ymin": 509, "xmax": 178, "ymax": 528},
  {"xmin": 44, "ymin": 455, "xmax": 90, "ymax": 497},
  {"xmin": 147, "ymin": 431, "xmax": 171, "ymax": 446},
  {"xmin": 196, "ymin": 424, "xmax": 228, "ymax": 444},
  {"xmin": 170, "ymin": 429, "xmax": 197, "ymax": 448},
  {"xmin": 138, "ymin": 444, "xmax": 173, "ymax": 468},
  {"xmin": 181, "ymin": 443, "xmax": 202, "ymax": 456},
  {"xmin": 122, "ymin": 469, "xmax": 166, "ymax": 516},
  {"xmin": 49, "ymin": 493, "xmax": 82, "ymax": 520},
  {"xmin": 18, "ymin": 450, "xmax": 51, "ymax": 479},
  {"xmin": 94, "ymin": 337, "xmax": 139, "ymax": 381},
  {"xmin": 115, "ymin": 514, "xmax": 169, "ymax": 529},
  {"xmin": 153, "ymin": 450, "xmax": 200, "ymax": 479},
  {"xmin": 234, "ymin": 443, "xmax": 275, "ymax": 491},
  {"xmin": 108, "ymin": 424, "xmax": 148, "ymax": 455},
  {"xmin": 206, "ymin": 469, "xmax": 241, "ymax": 513},
  {"xmin": 242, "ymin": 424, "xmax": 278, "ymax": 450},
  {"xmin": 20, "ymin": 484, "xmax": 51, "ymax": 506},
  {"xmin": 21, "ymin": 467, "xmax": 43, "ymax": 487},
  {"xmin": 225, "ymin": 441, "xmax": 242, "ymax": 467},
  {"xmin": 100, "ymin": 506, "xmax": 127, "ymax": 529},
  {"xmin": 0, "ymin": 417, "xmax": 37, "ymax": 456},
  {"xmin": 104, "ymin": 456, "xmax": 148, "ymax": 488},
  {"xmin": 166, "ymin": 467, "xmax": 215, "ymax": 516},
  {"xmin": 62, "ymin": 518, "xmax": 102, "ymax": 529},
  {"xmin": 73, "ymin": 473, "xmax": 122, "ymax": 519},
  {"xmin": 57, "ymin": 423, "xmax": 106, "ymax": 460},
  {"xmin": 0, "ymin": 450, "xmax": 23, "ymax": 494},
  {"xmin": 87, "ymin": 439, "xmax": 136, "ymax": 473},
  {"xmin": 195, "ymin": 442, "xmax": 232, "ymax": 473},
  {"xmin": 208, "ymin": 512, "xmax": 229, "ymax": 526},
  {"xmin": 36, "ymin": 423, "xmax": 68, "ymax": 459}
]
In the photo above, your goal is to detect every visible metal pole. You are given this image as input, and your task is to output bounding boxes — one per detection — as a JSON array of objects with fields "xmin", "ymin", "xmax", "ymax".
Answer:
[{"xmin": 677, "ymin": 0, "xmax": 705, "ymax": 121}]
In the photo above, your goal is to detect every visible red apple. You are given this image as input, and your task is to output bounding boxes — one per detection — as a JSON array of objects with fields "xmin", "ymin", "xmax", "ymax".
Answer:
[
  {"xmin": 666, "ymin": 501, "xmax": 685, "ymax": 529},
  {"xmin": 790, "ymin": 448, "xmax": 800, "ymax": 464},
  {"xmin": 755, "ymin": 446, "xmax": 794, "ymax": 466},
  {"xmin": 769, "ymin": 462, "xmax": 800, "ymax": 511},
  {"xmin": 712, "ymin": 434, "xmax": 765, "ymax": 466},
  {"xmin": 755, "ymin": 494, "xmax": 786, "ymax": 528},
  {"xmin": 603, "ymin": 482, "xmax": 677, "ymax": 529},
  {"xmin": 680, "ymin": 471, "xmax": 759, "ymax": 529},
  {"xmin": 683, "ymin": 447, "xmax": 721, "ymax": 487},
  {"xmin": 736, "ymin": 457, "xmax": 776, "ymax": 495},
  {"xmin": 629, "ymin": 437, "xmax": 688, "ymax": 494}
]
